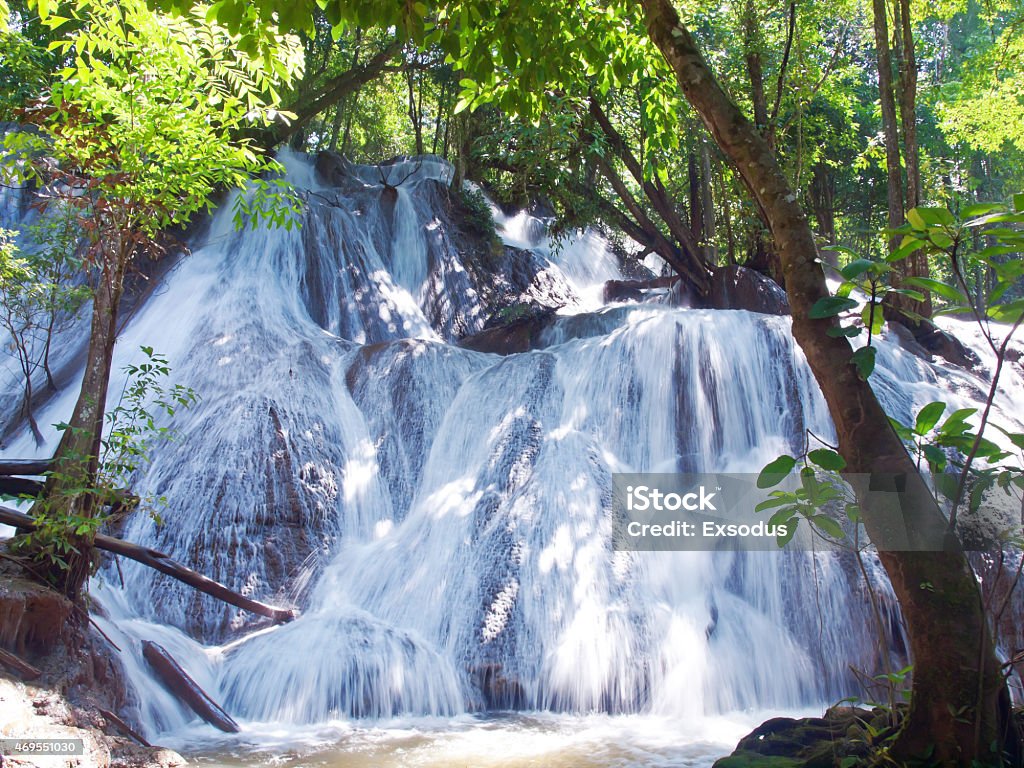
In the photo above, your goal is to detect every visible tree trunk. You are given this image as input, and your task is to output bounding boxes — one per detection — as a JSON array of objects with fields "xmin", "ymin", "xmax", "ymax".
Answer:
[
  {"xmin": 699, "ymin": 141, "xmax": 717, "ymax": 265},
  {"xmin": 588, "ymin": 98, "xmax": 709, "ymax": 290},
  {"xmin": 872, "ymin": 0, "xmax": 905, "ymax": 253},
  {"xmin": 34, "ymin": 243, "xmax": 128, "ymax": 598},
  {"xmin": 639, "ymin": 0, "xmax": 1010, "ymax": 763},
  {"xmin": 887, "ymin": 0, "xmax": 933, "ymax": 322}
]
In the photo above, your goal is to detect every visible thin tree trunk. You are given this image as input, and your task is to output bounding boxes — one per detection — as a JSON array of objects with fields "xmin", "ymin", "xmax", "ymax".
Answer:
[
  {"xmin": 699, "ymin": 141, "xmax": 717, "ymax": 265},
  {"xmin": 872, "ymin": 0, "xmax": 904, "ymax": 242},
  {"xmin": 640, "ymin": 1, "xmax": 1010, "ymax": 763},
  {"xmin": 889, "ymin": 0, "xmax": 933, "ymax": 321},
  {"xmin": 36, "ymin": 241, "xmax": 129, "ymax": 597}
]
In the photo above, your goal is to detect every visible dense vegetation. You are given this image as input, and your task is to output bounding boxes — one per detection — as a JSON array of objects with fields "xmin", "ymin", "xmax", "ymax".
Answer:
[{"xmin": 1, "ymin": 0, "xmax": 1022, "ymax": 764}]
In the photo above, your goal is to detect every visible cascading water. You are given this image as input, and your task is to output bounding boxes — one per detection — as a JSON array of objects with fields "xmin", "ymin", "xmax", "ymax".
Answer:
[{"xmin": 2, "ymin": 150, "xmax": 1021, "ymax": 766}]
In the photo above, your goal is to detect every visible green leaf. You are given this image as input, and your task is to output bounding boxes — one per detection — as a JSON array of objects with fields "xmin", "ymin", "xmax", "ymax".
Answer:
[
  {"xmin": 923, "ymin": 444, "xmax": 947, "ymax": 472},
  {"xmin": 1014, "ymin": 193, "xmax": 1024, "ymax": 213},
  {"xmin": 827, "ymin": 325, "xmax": 862, "ymax": 338},
  {"xmin": 768, "ymin": 506, "xmax": 798, "ymax": 526},
  {"xmin": 889, "ymin": 417, "xmax": 913, "ymax": 441},
  {"xmin": 886, "ymin": 237, "xmax": 925, "ymax": 263},
  {"xmin": 840, "ymin": 259, "xmax": 876, "ymax": 280},
  {"xmin": 776, "ymin": 520, "xmax": 798, "ymax": 547},
  {"xmin": 903, "ymin": 277, "xmax": 968, "ymax": 305},
  {"xmin": 811, "ymin": 514, "xmax": 844, "ymax": 540},
  {"xmin": 908, "ymin": 206, "xmax": 955, "ymax": 227},
  {"xmin": 938, "ymin": 408, "xmax": 977, "ymax": 437},
  {"xmin": 914, "ymin": 402, "xmax": 946, "ymax": 435},
  {"xmin": 987, "ymin": 298, "xmax": 1024, "ymax": 323},
  {"xmin": 756, "ymin": 495, "xmax": 794, "ymax": 512},
  {"xmin": 852, "ymin": 346, "xmax": 876, "ymax": 379},
  {"xmin": 758, "ymin": 455, "xmax": 797, "ymax": 488},
  {"xmin": 808, "ymin": 448, "xmax": 846, "ymax": 471},
  {"xmin": 808, "ymin": 296, "xmax": 857, "ymax": 319},
  {"xmin": 861, "ymin": 302, "xmax": 883, "ymax": 336},
  {"xmin": 844, "ymin": 503, "xmax": 861, "ymax": 524}
]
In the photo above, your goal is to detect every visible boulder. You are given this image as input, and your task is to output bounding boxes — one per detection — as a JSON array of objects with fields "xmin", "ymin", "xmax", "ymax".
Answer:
[
  {"xmin": 704, "ymin": 265, "xmax": 790, "ymax": 315},
  {"xmin": 459, "ymin": 306, "xmax": 559, "ymax": 355},
  {"xmin": 713, "ymin": 706, "xmax": 879, "ymax": 768}
]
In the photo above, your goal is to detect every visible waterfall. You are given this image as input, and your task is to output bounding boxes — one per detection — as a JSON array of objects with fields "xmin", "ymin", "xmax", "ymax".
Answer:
[{"xmin": 2, "ymin": 150, "xmax": 1020, "ymax": 749}]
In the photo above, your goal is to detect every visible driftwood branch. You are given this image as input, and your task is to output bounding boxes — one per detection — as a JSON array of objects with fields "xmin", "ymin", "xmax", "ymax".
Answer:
[
  {"xmin": 0, "ymin": 647, "xmax": 42, "ymax": 680},
  {"xmin": 0, "ymin": 506, "xmax": 296, "ymax": 624},
  {"xmin": 98, "ymin": 708, "xmax": 153, "ymax": 748},
  {"xmin": 142, "ymin": 641, "xmax": 239, "ymax": 733}
]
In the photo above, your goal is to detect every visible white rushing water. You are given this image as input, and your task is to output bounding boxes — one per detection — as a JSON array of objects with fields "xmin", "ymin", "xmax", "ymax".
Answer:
[{"xmin": 2, "ymin": 150, "xmax": 1021, "ymax": 765}]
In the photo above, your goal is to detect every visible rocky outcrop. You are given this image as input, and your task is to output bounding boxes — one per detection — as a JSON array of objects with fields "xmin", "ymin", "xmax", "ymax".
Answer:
[
  {"xmin": 713, "ymin": 706, "xmax": 888, "ymax": 768},
  {"xmin": 0, "ymin": 555, "xmax": 185, "ymax": 767},
  {"xmin": 704, "ymin": 265, "xmax": 790, "ymax": 315},
  {"xmin": 458, "ymin": 306, "xmax": 560, "ymax": 355}
]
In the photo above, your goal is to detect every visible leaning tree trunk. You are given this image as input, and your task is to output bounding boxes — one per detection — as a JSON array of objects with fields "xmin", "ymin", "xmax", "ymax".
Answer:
[
  {"xmin": 34, "ymin": 238, "xmax": 129, "ymax": 598},
  {"xmin": 639, "ymin": 0, "xmax": 1010, "ymax": 763}
]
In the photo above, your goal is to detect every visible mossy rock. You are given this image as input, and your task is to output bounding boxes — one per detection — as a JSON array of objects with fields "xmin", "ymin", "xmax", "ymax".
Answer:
[{"xmin": 714, "ymin": 708, "xmax": 874, "ymax": 768}]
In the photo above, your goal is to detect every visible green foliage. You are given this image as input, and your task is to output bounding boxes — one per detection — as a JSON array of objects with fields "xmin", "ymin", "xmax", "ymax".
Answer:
[
  {"xmin": 0, "ymin": 6, "xmax": 54, "ymax": 120},
  {"xmin": 101, "ymin": 346, "xmax": 198, "ymax": 496},
  {"xmin": 457, "ymin": 184, "xmax": 497, "ymax": 240},
  {"xmin": 0, "ymin": 219, "xmax": 88, "ymax": 434},
  {"xmin": 6, "ymin": 0, "xmax": 304, "ymax": 239},
  {"xmin": 7, "ymin": 347, "xmax": 197, "ymax": 572}
]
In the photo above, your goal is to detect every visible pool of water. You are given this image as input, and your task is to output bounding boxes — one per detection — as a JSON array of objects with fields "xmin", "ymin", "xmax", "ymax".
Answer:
[{"xmin": 167, "ymin": 712, "xmax": 787, "ymax": 767}]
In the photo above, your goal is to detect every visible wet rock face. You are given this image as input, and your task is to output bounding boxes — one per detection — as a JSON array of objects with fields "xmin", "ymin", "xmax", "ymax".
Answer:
[
  {"xmin": 704, "ymin": 265, "xmax": 791, "ymax": 316},
  {"xmin": 470, "ymin": 663, "xmax": 526, "ymax": 710},
  {"xmin": 458, "ymin": 307, "xmax": 560, "ymax": 355},
  {"xmin": 0, "ymin": 571, "xmax": 74, "ymax": 657}
]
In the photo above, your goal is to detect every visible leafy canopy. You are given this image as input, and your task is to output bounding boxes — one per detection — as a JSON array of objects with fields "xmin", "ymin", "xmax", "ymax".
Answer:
[{"xmin": 11, "ymin": 0, "xmax": 304, "ymax": 238}]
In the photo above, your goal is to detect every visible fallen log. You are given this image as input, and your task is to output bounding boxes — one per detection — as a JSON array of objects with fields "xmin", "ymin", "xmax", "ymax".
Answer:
[
  {"xmin": 0, "ymin": 459, "xmax": 53, "ymax": 476},
  {"xmin": 0, "ymin": 647, "xmax": 42, "ymax": 680},
  {"xmin": 98, "ymin": 707, "xmax": 153, "ymax": 748},
  {"xmin": 0, "ymin": 477, "xmax": 43, "ymax": 497},
  {"xmin": 142, "ymin": 641, "xmax": 239, "ymax": 733},
  {"xmin": 0, "ymin": 506, "xmax": 296, "ymax": 624}
]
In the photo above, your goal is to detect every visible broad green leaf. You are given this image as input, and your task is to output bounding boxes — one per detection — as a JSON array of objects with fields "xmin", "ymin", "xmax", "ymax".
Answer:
[
  {"xmin": 914, "ymin": 402, "xmax": 946, "ymax": 435},
  {"xmin": 812, "ymin": 514, "xmax": 844, "ymax": 540},
  {"xmin": 776, "ymin": 520, "xmax": 798, "ymax": 548},
  {"xmin": 861, "ymin": 302, "xmax": 883, "ymax": 336},
  {"xmin": 808, "ymin": 296, "xmax": 857, "ymax": 319},
  {"xmin": 827, "ymin": 325, "xmax": 862, "ymax": 338},
  {"xmin": 908, "ymin": 206, "xmax": 955, "ymax": 227},
  {"xmin": 987, "ymin": 298, "xmax": 1024, "ymax": 323},
  {"xmin": 1014, "ymin": 193, "xmax": 1024, "ymax": 213},
  {"xmin": 768, "ymin": 507, "xmax": 798, "ymax": 526},
  {"xmin": 840, "ymin": 259, "xmax": 876, "ymax": 280},
  {"xmin": 852, "ymin": 346, "xmax": 876, "ymax": 379},
  {"xmin": 888, "ymin": 417, "xmax": 913, "ymax": 441},
  {"xmin": 923, "ymin": 444, "xmax": 947, "ymax": 472},
  {"xmin": 756, "ymin": 495, "xmax": 794, "ymax": 512},
  {"xmin": 886, "ymin": 237, "xmax": 925, "ymax": 263},
  {"xmin": 938, "ymin": 408, "xmax": 977, "ymax": 437},
  {"xmin": 808, "ymin": 448, "xmax": 846, "ymax": 471},
  {"xmin": 758, "ymin": 455, "xmax": 797, "ymax": 488},
  {"xmin": 903, "ymin": 277, "xmax": 968, "ymax": 305}
]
